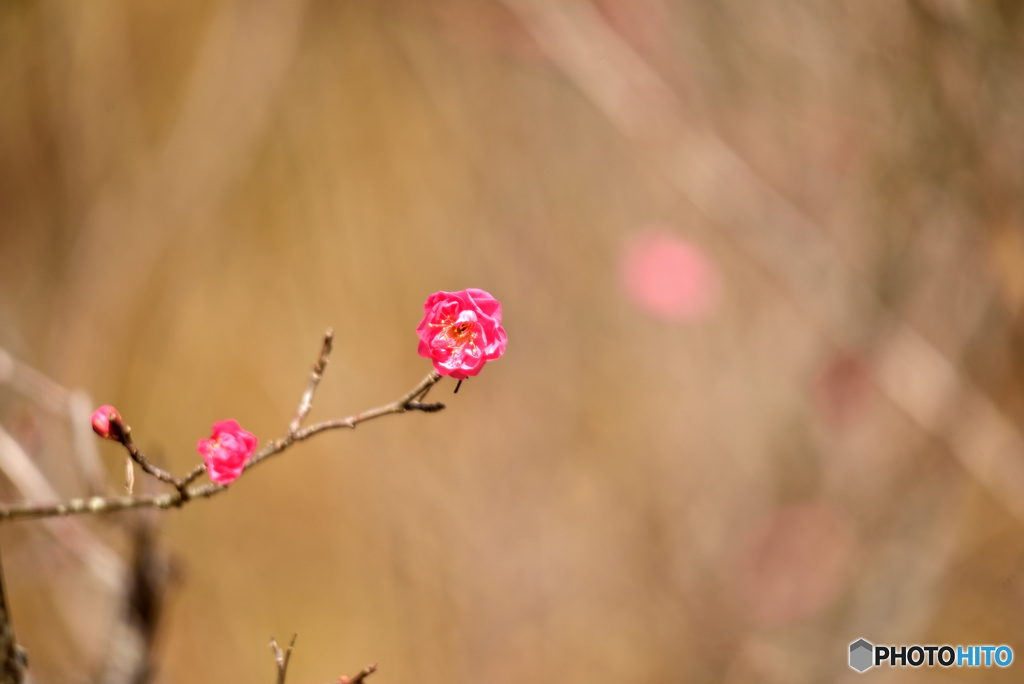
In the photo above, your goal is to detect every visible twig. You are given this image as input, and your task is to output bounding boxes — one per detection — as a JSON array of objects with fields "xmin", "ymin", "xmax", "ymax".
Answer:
[
  {"xmin": 337, "ymin": 662, "xmax": 377, "ymax": 684},
  {"xmin": 268, "ymin": 635, "xmax": 376, "ymax": 684},
  {"xmin": 97, "ymin": 519, "xmax": 174, "ymax": 684},
  {"xmin": 0, "ymin": 424, "xmax": 124, "ymax": 590},
  {"xmin": 180, "ymin": 464, "xmax": 206, "ymax": 487},
  {"xmin": 0, "ymin": 332, "xmax": 445, "ymax": 523},
  {"xmin": 68, "ymin": 389, "xmax": 107, "ymax": 496},
  {"xmin": 290, "ymin": 370, "xmax": 444, "ymax": 436},
  {"xmin": 269, "ymin": 634, "xmax": 297, "ymax": 684},
  {"xmin": 290, "ymin": 329, "xmax": 333, "ymax": 435},
  {"xmin": 0, "ymin": 546, "xmax": 24, "ymax": 684},
  {"xmin": 124, "ymin": 458, "xmax": 134, "ymax": 495},
  {"xmin": 103, "ymin": 415, "xmax": 181, "ymax": 490}
]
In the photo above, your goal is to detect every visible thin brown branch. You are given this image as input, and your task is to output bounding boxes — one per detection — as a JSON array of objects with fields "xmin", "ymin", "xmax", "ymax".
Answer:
[
  {"xmin": 107, "ymin": 416, "xmax": 181, "ymax": 489},
  {"xmin": 180, "ymin": 463, "xmax": 206, "ymax": 487},
  {"xmin": 290, "ymin": 329, "xmax": 334, "ymax": 435},
  {"xmin": 338, "ymin": 662, "xmax": 377, "ymax": 684},
  {"xmin": 290, "ymin": 370, "xmax": 444, "ymax": 438},
  {"xmin": 270, "ymin": 634, "xmax": 297, "ymax": 684},
  {"xmin": 0, "ymin": 335, "xmax": 444, "ymax": 523},
  {"xmin": 0, "ymin": 546, "xmax": 24, "ymax": 684}
]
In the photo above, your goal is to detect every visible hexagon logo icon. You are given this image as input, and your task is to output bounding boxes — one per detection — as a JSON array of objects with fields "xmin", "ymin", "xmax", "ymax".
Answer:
[{"xmin": 849, "ymin": 639, "xmax": 874, "ymax": 672}]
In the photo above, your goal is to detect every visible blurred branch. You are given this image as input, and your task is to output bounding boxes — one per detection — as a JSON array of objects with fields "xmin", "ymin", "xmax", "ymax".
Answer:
[
  {"xmin": 0, "ymin": 349, "xmax": 106, "ymax": 497},
  {"xmin": 269, "ymin": 634, "xmax": 296, "ymax": 684},
  {"xmin": 0, "ymin": 349, "xmax": 68, "ymax": 417},
  {"xmin": 68, "ymin": 390, "xmax": 107, "ymax": 496},
  {"xmin": 97, "ymin": 520, "xmax": 174, "ymax": 684},
  {"xmin": 0, "ymin": 345, "xmax": 127, "ymax": 579},
  {"xmin": 503, "ymin": 0, "xmax": 1024, "ymax": 526},
  {"xmin": 0, "ymin": 330, "xmax": 445, "ymax": 523},
  {"xmin": 0, "ymin": 425, "xmax": 124, "ymax": 589},
  {"xmin": 0, "ymin": 546, "xmax": 24, "ymax": 684}
]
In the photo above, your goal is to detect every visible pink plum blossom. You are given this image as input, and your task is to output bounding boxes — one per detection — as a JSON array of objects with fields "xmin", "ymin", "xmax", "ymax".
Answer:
[
  {"xmin": 417, "ymin": 288, "xmax": 507, "ymax": 380},
  {"xmin": 197, "ymin": 419, "xmax": 257, "ymax": 485},
  {"xmin": 91, "ymin": 405, "xmax": 122, "ymax": 440}
]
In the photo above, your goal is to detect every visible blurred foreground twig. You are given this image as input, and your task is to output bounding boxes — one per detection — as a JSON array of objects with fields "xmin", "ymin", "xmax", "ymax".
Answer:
[{"xmin": 0, "ymin": 546, "xmax": 24, "ymax": 684}]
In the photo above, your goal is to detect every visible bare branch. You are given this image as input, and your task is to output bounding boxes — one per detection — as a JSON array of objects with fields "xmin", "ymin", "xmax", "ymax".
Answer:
[
  {"xmin": 290, "ymin": 370, "xmax": 444, "ymax": 438},
  {"xmin": 180, "ymin": 464, "xmax": 206, "ymax": 487},
  {"xmin": 290, "ymin": 329, "xmax": 334, "ymax": 435},
  {"xmin": 0, "ymin": 343, "xmax": 444, "ymax": 522},
  {"xmin": 103, "ymin": 413, "xmax": 181, "ymax": 490},
  {"xmin": 0, "ymin": 546, "xmax": 24, "ymax": 684},
  {"xmin": 268, "ymin": 635, "xmax": 375, "ymax": 684},
  {"xmin": 338, "ymin": 662, "xmax": 377, "ymax": 684},
  {"xmin": 270, "ymin": 634, "xmax": 297, "ymax": 684}
]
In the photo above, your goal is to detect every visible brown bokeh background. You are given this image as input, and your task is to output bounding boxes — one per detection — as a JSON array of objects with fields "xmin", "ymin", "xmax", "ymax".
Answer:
[{"xmin": 3, "ymin": 1, "xmax": 1024, "ymax": 682}]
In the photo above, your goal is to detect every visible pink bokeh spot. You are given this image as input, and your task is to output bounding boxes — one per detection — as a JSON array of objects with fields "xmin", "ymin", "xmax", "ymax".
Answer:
[
  {"xmin": 197, "ymin": 419, "xmax": 258, "ymax": 485},
  {"xmin": 620, "ymin": 231, "xmax": 719, "ymax": 321},
  {"xmin": 732, "ymin": 502, "xmax": 856, "ymax": 627},
  {"xmin": 813, "ymin": 351, "xmax": 873, "ymax": 427}
]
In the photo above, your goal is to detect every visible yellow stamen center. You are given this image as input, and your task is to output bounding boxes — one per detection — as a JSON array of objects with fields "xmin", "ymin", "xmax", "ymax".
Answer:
[{"xmin": 432, "ymin": 313, "xmax": 479, "ymax": 357}]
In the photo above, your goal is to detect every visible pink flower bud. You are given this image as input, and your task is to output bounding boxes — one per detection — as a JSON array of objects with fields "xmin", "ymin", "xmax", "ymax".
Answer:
[
  {"xmin": 416, "ymin": 289, "xmax": 507, "ymax": 380},
  {"xmin": 91, "ymin": 405, "xmax": 122, "ymax": 440},
  {"xmin": 197, "ymin": 419, "xmax": 257, "ymax": 485}
]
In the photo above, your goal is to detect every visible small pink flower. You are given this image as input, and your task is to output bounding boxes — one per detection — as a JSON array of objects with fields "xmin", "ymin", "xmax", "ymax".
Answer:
[
  {"xmin": 417, "ymin": 288, "xmax": 507, "ymax": 380},
  {"xmin": 197, "ymin": 419, "xmax": 257, "ymax": 485},
  {"xmin": 91, "ymin": 405, "xmax": 122, "ymax": 440}
]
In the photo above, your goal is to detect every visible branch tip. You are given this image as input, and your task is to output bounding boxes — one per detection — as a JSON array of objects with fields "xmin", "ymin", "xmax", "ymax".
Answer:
[
  {"xmin": 290, "ymin": 327, "xmax": 337, "ymax": 434},
  {"xmin": 339, "ymin": 662, "xmax": 377, "ymax": 684},
  {"xmin": 270, "ymin": 633, "xmax": 298, "ymax": 684}
]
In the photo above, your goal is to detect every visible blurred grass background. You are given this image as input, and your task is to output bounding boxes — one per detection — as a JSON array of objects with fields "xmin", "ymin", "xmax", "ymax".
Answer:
[{"xmin": 3, "ymin": 1, "xmax": 1024, "ymax": 682}]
